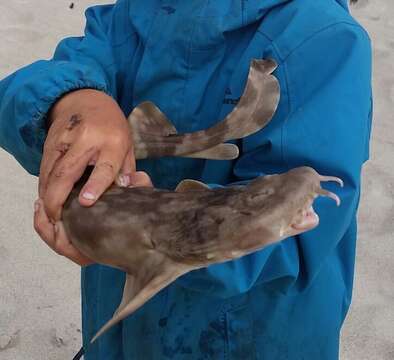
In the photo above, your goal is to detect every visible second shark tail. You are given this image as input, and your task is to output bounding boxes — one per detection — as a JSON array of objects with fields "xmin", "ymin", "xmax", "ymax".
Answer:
[
  {"xmin": 128, "ymin": 59, "xmax": 280, "ymax": 160},
  {"xmin": 202, "ymin": 59, "xmax": 280, "ymax": 142}
]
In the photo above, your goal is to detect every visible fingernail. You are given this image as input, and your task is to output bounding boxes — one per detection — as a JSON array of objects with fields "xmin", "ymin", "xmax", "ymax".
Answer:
[
  {"xmin": 34, "ymin": 200, "xmax": 40, "ymax": 212},
  {"xmin": 54, "ymin": 223, "xmax": 59, "ymax": 233},
  {"xmin": 82, "ymin": 191, "xmax": 96, "ymax": 201},
  {"xmin": 118, "ymin": 174, "xmax": 130, "ymax": 187}
]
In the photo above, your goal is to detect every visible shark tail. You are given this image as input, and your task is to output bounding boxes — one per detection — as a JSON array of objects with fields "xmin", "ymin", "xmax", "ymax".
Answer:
[
  {"xmin": 205, "ymin": 58, "xmax": 280, "ymax": 142},
  {"xmin": 128, "ymin": 59, "xmax": 280, "ymax": 160}
]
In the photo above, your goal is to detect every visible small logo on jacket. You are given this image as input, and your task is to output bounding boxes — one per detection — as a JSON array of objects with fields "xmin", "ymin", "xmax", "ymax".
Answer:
[{"xmin": 223, "ymin": 88, "xmax": 239, "ymax": 105}]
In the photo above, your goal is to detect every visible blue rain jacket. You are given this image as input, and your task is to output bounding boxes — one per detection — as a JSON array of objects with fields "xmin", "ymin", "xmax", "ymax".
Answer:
[{"xmin": 0, "ymin": 0, "xmax": 372, "ymax": 359}]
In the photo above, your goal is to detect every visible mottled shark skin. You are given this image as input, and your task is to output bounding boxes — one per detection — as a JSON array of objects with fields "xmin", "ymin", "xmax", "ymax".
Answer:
[
  {"xmin": 63, "ymin": 167, "xmax": 343, "ymax": 344},
  {"xmin": 129, "ymin": 59, "xmax": 280, "ymax": 160}
]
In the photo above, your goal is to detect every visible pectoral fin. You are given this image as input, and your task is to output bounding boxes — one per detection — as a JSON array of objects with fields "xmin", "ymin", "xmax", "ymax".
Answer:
[
  {"xmin": 90, "ymin": 263, "xmax": 189, "ymax": 344},
  {"xmin": 113, "ymin": 274, "xmax": 137, "ymax": 315},
  {"xmin": 183, "ymin": 143, "xmax": 239, "ymax": 160}
]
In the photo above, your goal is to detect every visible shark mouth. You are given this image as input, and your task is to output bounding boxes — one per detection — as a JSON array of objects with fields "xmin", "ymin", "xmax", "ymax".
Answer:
[{"xmin": 291, "ymin": 206, "xmax": 320, "ymax": 232}]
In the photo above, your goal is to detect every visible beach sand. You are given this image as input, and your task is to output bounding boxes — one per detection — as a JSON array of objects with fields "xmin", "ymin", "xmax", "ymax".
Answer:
[{"xmin": 0, "ymin": 0, "xmax": 393, "ymax": 359}]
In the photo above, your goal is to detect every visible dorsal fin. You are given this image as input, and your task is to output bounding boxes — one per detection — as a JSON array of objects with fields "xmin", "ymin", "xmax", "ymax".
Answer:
[
  {"xmin": 175, "ymin": 180, "xmax": 211, "ymax": 192},
  {"xmin": 128, "ymin": 101, "xmax": 177, "ymax": 136},
  {"xmin": 183, "ymin": 143, "xmax": 239, "ymax": 160}
]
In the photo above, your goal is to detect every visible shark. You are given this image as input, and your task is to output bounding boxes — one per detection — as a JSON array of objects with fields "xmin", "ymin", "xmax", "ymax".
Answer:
[{"xmin": 60, "ymin": 59, "xmax": 343, "ymax": 355}]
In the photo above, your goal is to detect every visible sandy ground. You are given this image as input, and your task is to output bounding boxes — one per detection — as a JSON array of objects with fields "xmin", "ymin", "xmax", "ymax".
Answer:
[{"xmin": 0, "ymin": 0, "xmax": 393, "ymax": 359}]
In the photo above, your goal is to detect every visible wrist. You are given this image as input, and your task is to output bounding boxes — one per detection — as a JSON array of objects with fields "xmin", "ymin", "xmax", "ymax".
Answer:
[{"xmin": 46, "ymin": 89, "xmax": 111, "ymax": 130}]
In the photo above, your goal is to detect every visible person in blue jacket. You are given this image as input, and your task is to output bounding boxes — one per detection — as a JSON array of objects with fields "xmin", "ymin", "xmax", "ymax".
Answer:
[{"xmin": 0, "ymin": 0, "xmax": 372, "ymax": 359}]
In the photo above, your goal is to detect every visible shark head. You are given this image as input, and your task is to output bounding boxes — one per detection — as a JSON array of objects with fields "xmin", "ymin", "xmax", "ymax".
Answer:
[{"xmin": 216, "ymin": 167, "xmax": 343, "ymax": 258}]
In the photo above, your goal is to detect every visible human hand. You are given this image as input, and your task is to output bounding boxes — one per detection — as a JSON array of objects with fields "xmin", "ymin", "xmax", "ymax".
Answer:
[
  {"xmin": 34, "ymin": 89, "xmax": 139, "ymax": 265},
  {"xmin": 34, "ymin": 198, "xmax": 94, "ymax": 266},
  {"xmin": 39, "ymin": 89, "xmax": 135, "ymax": 221},
  {"xmin": 34, "ymin": 171, "xmax": 153, "ymax": 266}
]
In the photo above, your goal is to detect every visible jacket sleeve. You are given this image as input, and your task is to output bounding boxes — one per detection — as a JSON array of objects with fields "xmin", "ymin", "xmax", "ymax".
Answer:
[
  {"xmin": 177, "ymin": 23, "xmax": 373, "ymax": 298},
  {"xmin": 0, "ymin": 1, "xmax": 130, "ymax": 175}
]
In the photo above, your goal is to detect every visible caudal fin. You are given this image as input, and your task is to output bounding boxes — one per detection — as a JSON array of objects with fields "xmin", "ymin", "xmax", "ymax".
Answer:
[
  {"xmin": 212, "ymin": 58, "xmax": 280, "ymax": 141},
  {"xmin": 128, "ymin": 59, "xmax": 280, "ymax": 160}
]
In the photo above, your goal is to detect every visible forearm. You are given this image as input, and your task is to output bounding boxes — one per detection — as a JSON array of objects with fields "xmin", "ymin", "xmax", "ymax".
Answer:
[{"xmin": 0, "ymin": 3, "xmax": 123, "ymax": 175}]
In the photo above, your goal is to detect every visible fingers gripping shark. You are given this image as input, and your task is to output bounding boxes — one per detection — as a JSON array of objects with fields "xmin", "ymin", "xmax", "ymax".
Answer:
[{"xmin": 61, "ymin": 59, "xmax": 343, "ymax": 349}]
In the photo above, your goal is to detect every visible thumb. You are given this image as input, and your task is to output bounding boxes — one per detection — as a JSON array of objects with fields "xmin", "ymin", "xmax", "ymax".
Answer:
[{"xmin": 129, "ymin": 171, "xmax": 153, "ymax": 187}]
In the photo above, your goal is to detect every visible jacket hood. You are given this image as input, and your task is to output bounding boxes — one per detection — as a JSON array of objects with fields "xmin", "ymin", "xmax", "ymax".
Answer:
[
  {"xmin": 335, "ymin": 0, "xmax": 350, "ymax": 10},
  {"xmin": 241, "ymin": 0, "xmax": 349, "ymax": 28}
]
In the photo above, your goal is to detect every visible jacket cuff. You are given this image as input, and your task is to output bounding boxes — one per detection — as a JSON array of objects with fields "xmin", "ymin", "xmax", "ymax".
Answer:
[{"xmin": 14, "ymin": 61, "xmax": 110, "ymax": 175}]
